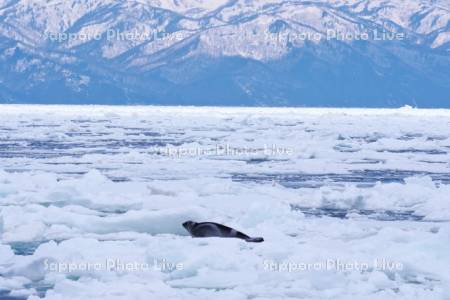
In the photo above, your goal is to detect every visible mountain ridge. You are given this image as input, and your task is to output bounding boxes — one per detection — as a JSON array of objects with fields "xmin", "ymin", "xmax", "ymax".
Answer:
[{"xmin": 0, "ymin": 0, "xmax": 449, "ymax": 106}]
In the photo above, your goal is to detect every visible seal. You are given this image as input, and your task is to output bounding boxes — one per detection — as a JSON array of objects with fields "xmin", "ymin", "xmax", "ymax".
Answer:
[{"xmin": 182, "ymin": 221, "xmax": 264, "ymax": 243}]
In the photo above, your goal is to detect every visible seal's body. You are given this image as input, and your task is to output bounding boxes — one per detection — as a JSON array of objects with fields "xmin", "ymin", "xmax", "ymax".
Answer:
[{"xmin": 182, "ymin": 221, "xmax": 264, "ymax": 243}]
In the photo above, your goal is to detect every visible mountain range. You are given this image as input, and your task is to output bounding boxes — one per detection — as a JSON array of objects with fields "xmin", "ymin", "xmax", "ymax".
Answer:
[{"xmin": 0, "ymin": 0, "xmax": 449, "ymax": 107}]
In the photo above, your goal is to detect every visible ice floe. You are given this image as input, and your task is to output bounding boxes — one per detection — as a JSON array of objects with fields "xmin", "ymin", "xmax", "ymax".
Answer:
[{"xmin": 0, "ymin": 105, "xmax": 449, "ymax": 299}]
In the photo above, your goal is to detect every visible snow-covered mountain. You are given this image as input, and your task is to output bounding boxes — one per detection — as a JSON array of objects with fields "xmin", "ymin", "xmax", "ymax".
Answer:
[{"xmin": 0, "ymin": 0, "xmax": 449, "ymax": 106}]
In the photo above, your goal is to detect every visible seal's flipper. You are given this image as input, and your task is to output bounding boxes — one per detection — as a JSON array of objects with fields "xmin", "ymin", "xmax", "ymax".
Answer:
[{"xmin": 245, "ymin": 237, "xmax": 264, "ymax": 243}]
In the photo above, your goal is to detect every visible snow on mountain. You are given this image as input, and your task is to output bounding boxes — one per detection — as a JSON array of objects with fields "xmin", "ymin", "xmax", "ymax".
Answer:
[{"xmin": 0, "ymin": 0, "xmax": 449, "ymax": 106}]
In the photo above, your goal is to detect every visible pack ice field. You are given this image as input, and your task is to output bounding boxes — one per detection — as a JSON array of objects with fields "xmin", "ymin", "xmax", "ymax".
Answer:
[{"xmin": 0, "ymin": 105, "xmax": 450, "ymax": 300}]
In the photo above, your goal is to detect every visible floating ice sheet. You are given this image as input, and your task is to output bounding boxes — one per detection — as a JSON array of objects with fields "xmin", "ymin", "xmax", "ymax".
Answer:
[{"xmin": 1, "ymin": 106, "xmax": 449, "ymax": 299}]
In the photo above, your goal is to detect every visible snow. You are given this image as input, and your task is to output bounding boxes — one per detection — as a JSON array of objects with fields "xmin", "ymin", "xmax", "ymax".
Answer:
[
  {"xmin": 432, "ymin": 31, "xmax": 450, "ymax": 49},
  {"xmin": 2, "ymin": 0, "xmax": 449, "ymax": 61},
  {"xmin": 0, "ymin": 105, "xmax": 450, "ymax": 299}
]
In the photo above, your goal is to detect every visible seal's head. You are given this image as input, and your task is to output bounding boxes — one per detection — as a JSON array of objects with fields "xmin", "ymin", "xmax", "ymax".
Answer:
[{"xmin": 182, "ymin": 221, "xmax": 197, "ymax": 233}]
